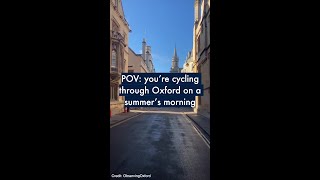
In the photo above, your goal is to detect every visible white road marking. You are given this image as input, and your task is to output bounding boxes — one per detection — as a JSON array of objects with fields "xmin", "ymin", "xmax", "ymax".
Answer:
[{"xmin": 110, "ymin": 113, "xmax": 143, "ymax": 128}]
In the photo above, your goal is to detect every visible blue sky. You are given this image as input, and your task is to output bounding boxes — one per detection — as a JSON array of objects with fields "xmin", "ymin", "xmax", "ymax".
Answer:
[{"xmin": 122, "ymin": 0, "xmax": 194, "ymax": 72}]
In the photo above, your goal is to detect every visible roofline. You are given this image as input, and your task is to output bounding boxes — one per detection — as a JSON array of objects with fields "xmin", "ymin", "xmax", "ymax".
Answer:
[
  {"xmin": 129, "ymin": 47, "xmax": 144, "ymax": 59},
  {"xmin": 129, "ymin": 47, "xmax": 137, "ymax": 55}
]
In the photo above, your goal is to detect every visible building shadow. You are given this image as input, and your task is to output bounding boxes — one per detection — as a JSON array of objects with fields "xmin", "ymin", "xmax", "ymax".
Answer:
[{"xmin": 130, "ymin": 107, "xmax": 195, "ymax": 114}]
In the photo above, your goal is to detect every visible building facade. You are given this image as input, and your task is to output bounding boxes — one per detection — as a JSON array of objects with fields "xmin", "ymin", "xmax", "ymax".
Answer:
[
  {"xmin": 170, "ymin": 46, "xmax": 181, "ymax": 73},
  {"xmin": 127, "ymin": 40, "xmax": 155, "ymax": 110},
  {"xmin": 128, "ymin": 38, "xmax": 155, "ymax": 73},
  {"xmin": 181, "ymin": 50, "xmax": 194, "ymax": 73},
  {"xmin": 192, "ymin": 0, "xmax": 210, "ymax": 118},
  {"xmin": 128, "ymin": 47, "xmax": 149, "ymax": 73},
  {"xmin": 142, "ymin": 39, "xmax": 155, "ymax": 73},
  {"xmin": 110, "ymin": 0, "xmax": 131, "ymax": 116}
]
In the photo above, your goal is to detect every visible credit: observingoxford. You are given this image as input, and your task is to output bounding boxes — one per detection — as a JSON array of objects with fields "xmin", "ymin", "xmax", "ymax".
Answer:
[{"xmin": 111, "ymin": 174, "xmax": 152, "ymax": 178}]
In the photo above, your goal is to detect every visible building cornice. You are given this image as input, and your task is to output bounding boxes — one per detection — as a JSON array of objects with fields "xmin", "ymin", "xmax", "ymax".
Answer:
[{"xmin": 110, "ymin": 1, "xmax": 131, "ymax": 32}]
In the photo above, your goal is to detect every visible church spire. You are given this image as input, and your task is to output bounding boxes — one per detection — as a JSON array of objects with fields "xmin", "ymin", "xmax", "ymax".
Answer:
[
  {"xmin": 174, "ymin": 44, "xmax": 177, "ymax": 58},
  {"xmin": 170, "ymin": 45, "xmax": 180, "ymax": 73}
]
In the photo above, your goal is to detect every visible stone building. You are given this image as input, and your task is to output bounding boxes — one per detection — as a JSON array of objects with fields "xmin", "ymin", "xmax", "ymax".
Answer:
[
  {"xmin": 110, "ymin": 0, "xmax": 131, "ymax": 116},
  {"xmin": 128, "ymin": 47, "xmax": 149, "ymax": 73},
  {"xmin": 181, "ymin": 50, "xmax": 194, "ymax": 73},
  {"xmin": 141, "ymin": 39, "xmax": 155, "ymax": 73},
  {"xmin": 192, "ymin": 0, "xmax": 210, "ymax": 118},
  {"xmin": 127, "ymin": 40, "xmax": 156, "ymax": 110},
  {"xmin": 128, "ymin": 38, "xmax": 155, "ymax": 73},
  {"xmin": 170, "ymin": 46, "xmax": 181, "ymax": 73}
]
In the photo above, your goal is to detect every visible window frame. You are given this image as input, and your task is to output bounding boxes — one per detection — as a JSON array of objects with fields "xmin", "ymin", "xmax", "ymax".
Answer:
[
  {"xmin": 111, "ymin": 43, "xmax": 118, "ymax": 72},
  {"xmin": 110, "ymin": 83, "xmax": 118, "ymax": 101}
]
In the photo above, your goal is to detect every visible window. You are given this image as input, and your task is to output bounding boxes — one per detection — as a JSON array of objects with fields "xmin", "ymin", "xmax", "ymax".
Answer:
[
  {"xmin": 111, "ymin": 43, "xmax": 118, "ymax": 72},
  {"xmin": 128, "ymin": 70, "xmax": 134, "ymax": 73},
  {"xmin": 111, "ymin": 49, "xmax": 117, "ymax": 71},
  {"xmin": 110, "ymin": 83, "xmax": 118, "ymax": 101}
]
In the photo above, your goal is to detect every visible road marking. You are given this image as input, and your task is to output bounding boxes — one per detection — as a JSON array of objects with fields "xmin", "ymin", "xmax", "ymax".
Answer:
[
  {"xmin": 181, "ymin": 113, "xmax": 210, "ymax": 149},
  {"xmin": 110, "ymin": 113, "xmax": 143, "ymax": 128}
]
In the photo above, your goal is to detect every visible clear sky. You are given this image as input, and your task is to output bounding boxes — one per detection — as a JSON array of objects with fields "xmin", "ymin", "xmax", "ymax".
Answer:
[{"xmin": 122, "ymin": 0, "xmax": 195, "ymax": 72}]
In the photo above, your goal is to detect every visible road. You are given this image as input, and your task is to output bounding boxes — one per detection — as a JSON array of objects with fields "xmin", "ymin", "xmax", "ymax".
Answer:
[{"xmin": 110, "ymin": 109, "xmax": 210, "ymax": 180}]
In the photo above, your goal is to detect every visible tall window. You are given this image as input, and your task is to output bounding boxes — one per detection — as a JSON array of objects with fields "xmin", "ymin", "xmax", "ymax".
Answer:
[
  {"xmin": 111, "ymin": 43, "xmax": 117, "ymax": 72},
  {"xmin": 119, "ymin": 45, "xmax": 123, "ymax": 71},
  {"xmin": 110, "ymin": 83, "xmax": 118, "ymax": 101}
]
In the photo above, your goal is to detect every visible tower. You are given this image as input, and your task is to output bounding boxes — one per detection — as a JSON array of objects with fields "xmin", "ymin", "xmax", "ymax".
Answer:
[
  {"xmin": 170, "ymin": 45, "xmax": 180, "ymax": 73},
  {"xmin": 194, "ymin": 0, "xmax": 201, "ymax": 23},
  {"xmin": 146, "ymin": 46, "xmax": 150, "ymax": 69},
  {"xmin": 142, "ymin": 38, "xmax": 146, "ymax": 61},
  {"xmin": 146, "ymin": 46, "xmax": 152, "ymax": 71}
]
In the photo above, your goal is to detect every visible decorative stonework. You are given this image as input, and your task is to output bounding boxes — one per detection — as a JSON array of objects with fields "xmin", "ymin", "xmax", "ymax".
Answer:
[{"xmin": 111, "ymin": 30, "xmax": 124, "ymax": 41}]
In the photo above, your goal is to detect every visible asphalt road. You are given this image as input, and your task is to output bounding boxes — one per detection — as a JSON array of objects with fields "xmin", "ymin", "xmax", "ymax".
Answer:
[{"xmin": 110, "ymin": 111, "xmax": 210, "ymax": 180}]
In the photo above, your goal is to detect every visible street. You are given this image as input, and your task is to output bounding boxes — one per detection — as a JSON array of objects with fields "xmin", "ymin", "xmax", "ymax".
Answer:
[{"xmin": 110, "ymin": 108, "xmax": 210, "ymax": 180}]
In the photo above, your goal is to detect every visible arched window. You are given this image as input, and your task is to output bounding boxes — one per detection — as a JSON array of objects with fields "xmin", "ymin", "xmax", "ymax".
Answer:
[{"xmin": 111, "ymin": 43, "xmax": 117, "ymax": 72}]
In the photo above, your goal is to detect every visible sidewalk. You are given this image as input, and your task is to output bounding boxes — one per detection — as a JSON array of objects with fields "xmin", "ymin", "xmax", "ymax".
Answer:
[
  {"xmin": 185, "ymin": 113, "xmax": 210, "ymax": 139},
  {"xmin": 110, "ymin": 112, "xmax": 142, "ymax": 126}
]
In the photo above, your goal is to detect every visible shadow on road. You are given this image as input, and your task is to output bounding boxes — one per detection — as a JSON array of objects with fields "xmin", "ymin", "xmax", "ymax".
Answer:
[{"xmin": 130, "ymin": 107, "xmax": 194, "ymax": 114}]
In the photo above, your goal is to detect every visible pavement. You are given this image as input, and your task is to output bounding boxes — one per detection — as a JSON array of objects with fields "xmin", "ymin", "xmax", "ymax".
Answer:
[
  {"xmin": 185, "ymin": 113, "xmax": 210, "ymax": 140},
  {"xmin": 110, "ymin": 110, "xmax": 210, "ymax": 180}
]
